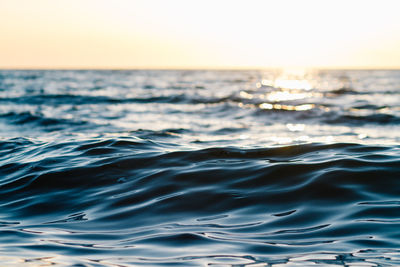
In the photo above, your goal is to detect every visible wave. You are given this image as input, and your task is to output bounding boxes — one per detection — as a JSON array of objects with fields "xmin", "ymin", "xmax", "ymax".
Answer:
[
  {"xmin": 0, "ymin": 93, "xmax": 234, "ymax": 105},
  {"xmin": 0, "ymin": 139, "xmax": 399, "ymax": 265},
  {"xmin": 0, "ymin": 111, "xmax": 87, "ymax": 129},
  {"xmin": 325, "ymin": 113, "xmax": 400, "ymax": 125},
  {"xmin": 6, "ymin": 90, "xmax": 398, "ymax": 107}
]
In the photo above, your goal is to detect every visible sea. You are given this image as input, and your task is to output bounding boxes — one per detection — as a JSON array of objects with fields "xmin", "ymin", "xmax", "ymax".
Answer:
[{"xmin": 0, "ymin": 69, "xmax": 399, "ymax": 266}]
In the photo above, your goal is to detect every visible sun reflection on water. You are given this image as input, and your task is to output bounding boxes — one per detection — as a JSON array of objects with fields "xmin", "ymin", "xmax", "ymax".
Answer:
[
  {"xmin": 273, "ymin": 79, "xmax": 313, "ymax": 90},
  {"xmin": 266, "ymin": 90, "xmax": 314, "ymax": 102},
  {"xmin": 286, "ymin": 123, "xmax": 305, "ymax": 132},
  {"xmin": 259, "ymin": 103, "xmax": 315, "ymax": 111}
]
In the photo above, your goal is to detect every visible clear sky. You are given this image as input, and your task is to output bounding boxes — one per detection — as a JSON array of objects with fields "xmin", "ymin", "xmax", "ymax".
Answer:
[{"xmin": 1, "ymin": 0, "xmax": 400, "ymax": 69}]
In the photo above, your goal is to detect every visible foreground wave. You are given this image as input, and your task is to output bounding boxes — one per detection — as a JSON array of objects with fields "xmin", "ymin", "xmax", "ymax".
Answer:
[{"xmin": 1, "ymin": 138, "xmax": 399, "ymax": 266}]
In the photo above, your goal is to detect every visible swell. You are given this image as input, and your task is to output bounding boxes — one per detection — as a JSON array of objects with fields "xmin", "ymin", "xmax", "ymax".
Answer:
[
  {"xmin": 1, "ymin": 138, "xmax": 400, "ymax": 265},
  {"xmin": 1, "ymin": 139, "xmax": 399, "ymax": 222},
  {"xmin": 324, "ymin": 113, "xmax": 400, "ymax": 125},
  {"xmin": 3, "ymin": 90, "xmax": 397, "ymax": 105},
  {"xmin": 2, "ymin": 97, "xmax": 399, "ymax": 131},
  {"xmin": 0, "ymin": 93, "xmax": 230, "ymax": 105},
  {"xmin": 0, "ymin": 111, "xmax": 87, "ymax": 128}
]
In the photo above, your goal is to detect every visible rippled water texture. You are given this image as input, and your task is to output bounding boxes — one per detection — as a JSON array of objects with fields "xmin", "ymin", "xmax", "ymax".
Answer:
[{"xmin": 0, "ymin": 70, "xmax": 400, "ymax": 266}]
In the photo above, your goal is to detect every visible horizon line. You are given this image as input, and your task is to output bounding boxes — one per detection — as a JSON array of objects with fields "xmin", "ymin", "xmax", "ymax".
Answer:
[{"xmin": 1, "ymin": 66, "xmax": 400, "ymax": 71}]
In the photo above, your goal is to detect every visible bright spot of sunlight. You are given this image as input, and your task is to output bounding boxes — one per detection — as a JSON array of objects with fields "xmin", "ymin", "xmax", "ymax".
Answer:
[
  {"xmin": 286, "ymin": 124, "xmax": 306, "ymax": 132},
  {"xmin": 274, "ymin": 79, "xmax": 313, "ymax": 90},
  {"xmin": 266, "ymin": 91, "xmax": 312, "ymax": 102},
  {"xmin": 259, "ymin": 103, "xmax": 315, "ymax": 111}
]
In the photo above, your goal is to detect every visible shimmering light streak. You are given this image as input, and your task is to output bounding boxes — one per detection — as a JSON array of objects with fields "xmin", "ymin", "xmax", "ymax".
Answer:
[{"xmin": 259, "ymin": 103, "xmax": 315, "ymax": 111}]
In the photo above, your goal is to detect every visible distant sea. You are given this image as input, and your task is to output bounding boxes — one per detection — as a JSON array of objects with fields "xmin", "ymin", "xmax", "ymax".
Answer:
[{"xmin": 0, "ymin": 69, "xmax": 399, "ymax": 266}]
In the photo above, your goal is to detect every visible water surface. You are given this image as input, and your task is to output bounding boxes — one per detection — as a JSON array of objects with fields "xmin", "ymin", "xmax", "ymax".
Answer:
[{"xmin": 0, "ymin": 69, "xmax": 399, "ymax": 266}]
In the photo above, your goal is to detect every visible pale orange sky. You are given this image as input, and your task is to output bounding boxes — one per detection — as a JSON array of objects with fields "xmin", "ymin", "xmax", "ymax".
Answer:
[{"xmin": 1, "ymin": 0, "xmax": 400, "ymax": 69}]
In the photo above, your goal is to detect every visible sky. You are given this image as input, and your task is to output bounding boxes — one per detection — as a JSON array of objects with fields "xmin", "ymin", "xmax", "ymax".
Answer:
[{"xmin": 1, "ymin": 0, "xmax": 400, "ymax": 69}]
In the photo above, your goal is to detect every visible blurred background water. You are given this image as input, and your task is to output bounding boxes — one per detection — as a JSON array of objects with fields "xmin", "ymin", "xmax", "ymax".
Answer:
[{"xmin": 0, "ymin": 69, "xmax": 399, "ymax": 266}]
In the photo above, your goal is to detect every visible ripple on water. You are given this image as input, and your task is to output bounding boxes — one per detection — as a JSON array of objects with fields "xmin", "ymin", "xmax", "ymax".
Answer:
[{"xmin": 0, "ymin": 138, "xmax": 399, "ymax": 266}]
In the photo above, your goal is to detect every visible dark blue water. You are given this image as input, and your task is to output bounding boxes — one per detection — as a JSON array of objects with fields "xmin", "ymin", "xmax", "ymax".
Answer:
[{"xmin": 0, "ymin": 70, "xmax": 399, "ymax": 266}]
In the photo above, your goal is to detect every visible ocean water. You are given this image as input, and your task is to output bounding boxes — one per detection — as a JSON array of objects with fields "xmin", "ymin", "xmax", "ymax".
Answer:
[{"xmin": 0, "ymin": 69, "xmax": 399, "ymax": 266}]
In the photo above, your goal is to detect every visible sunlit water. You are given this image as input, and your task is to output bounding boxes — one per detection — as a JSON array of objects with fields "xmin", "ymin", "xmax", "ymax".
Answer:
[{"xmin": 0, "ymin": 69, "xmax": 399, "ymax": 266}]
